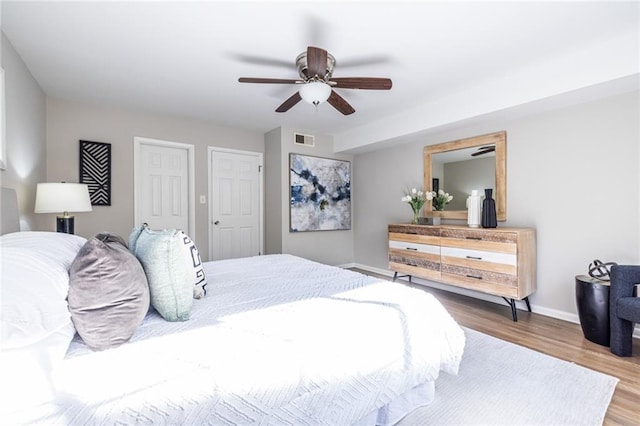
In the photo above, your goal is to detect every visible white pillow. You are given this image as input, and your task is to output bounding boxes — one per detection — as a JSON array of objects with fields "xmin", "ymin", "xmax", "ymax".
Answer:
[
  {"xmin": 0, "ymin": 231, "xmax": 87, "ymax": 271},
  {"xmin": 0, "ymin": 247, "xmax": 75, "ymax": 349},
  {"xmin": 0, "ymin": 322, "xmax": 75, "ymax": 414}
]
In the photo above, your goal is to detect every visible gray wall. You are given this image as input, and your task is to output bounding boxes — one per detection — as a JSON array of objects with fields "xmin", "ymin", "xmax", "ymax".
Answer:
[
  {"xmin": 353, "ymin": 90, "xmax": 639, "ymax": 320},
  {"xmin": 264, "ymin": 127, "xmax": 282, "ymax": 256},
  {"xmin": 265, "ymin": 126, "xmax": 354, "ymax": 266},
  {"xmin": 442, "ymin": 156, "xmax": 494, "ymax": 211},
  {"xmin": 45, "ymin": 97, "xmax": 264, "ymax": 260},
  {"xmin": 0, "ymin": 32, "xmax": 48, "ymax": 231}
]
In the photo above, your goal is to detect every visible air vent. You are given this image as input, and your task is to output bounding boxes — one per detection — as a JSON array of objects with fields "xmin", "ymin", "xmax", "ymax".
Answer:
[{"xmin": 294, "ymin": 133, "xmax": 315, "ymax": 147}]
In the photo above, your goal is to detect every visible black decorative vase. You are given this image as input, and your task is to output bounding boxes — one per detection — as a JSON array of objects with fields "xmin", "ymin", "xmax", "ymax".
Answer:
[{"xmin": 481, "ymin": 188, "xmax": 497, "ymax": 228}]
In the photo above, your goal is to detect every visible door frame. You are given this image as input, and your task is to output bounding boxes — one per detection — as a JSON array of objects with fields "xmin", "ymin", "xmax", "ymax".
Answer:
[
  {"xmin": 133, "ymin": 136, "xmax": 196, "ymax": 237},
  {"xmin": 208, "ymin": 146, "xmax": 264, "ymax": 260}
]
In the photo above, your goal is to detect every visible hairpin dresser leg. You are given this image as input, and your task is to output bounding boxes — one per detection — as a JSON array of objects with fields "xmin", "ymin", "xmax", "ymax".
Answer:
[
  {"xmin": 392, "ymin": 272, "xmax": 412, "ymax": 283},
  {"xmin": 502, "ymin": 297, "xmax": 518, "ymax": 322}
]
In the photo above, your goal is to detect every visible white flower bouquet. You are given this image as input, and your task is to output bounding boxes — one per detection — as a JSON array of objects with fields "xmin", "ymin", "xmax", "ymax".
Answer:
[{"xmin": 402, "ymin": 188, "xmax": 432, "ymax": 224}]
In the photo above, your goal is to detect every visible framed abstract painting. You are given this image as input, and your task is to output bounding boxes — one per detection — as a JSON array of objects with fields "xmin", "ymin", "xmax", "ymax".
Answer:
[{"xmin": 289, "ymin": 153, "xmax": 351, "ymax": 232}]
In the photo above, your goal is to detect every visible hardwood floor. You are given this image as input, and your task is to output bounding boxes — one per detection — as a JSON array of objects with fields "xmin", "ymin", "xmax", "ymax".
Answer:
[{"xmin": 351, "ymin": 269, "xmax": 640, "ymax": 425}]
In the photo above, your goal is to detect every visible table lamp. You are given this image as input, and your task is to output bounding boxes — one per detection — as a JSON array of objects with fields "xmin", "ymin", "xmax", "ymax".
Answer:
[{"xmin": 34, "ymin": 182, "xmax": 92, "ymax": 234}]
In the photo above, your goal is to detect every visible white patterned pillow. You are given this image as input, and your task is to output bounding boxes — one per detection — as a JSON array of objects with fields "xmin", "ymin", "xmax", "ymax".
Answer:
[{"xmin": 179, "ymin": 232, "xmax": 207, "ymax": 299}]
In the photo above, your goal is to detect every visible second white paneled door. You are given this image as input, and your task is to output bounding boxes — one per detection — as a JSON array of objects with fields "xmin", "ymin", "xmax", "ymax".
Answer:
[{"xmin": 209, "ymin": 148, "xmax": 263, "ymax": 260}]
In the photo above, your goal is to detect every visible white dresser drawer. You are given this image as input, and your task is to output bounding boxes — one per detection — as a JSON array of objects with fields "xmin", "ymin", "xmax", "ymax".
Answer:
[
  {"xmin": 389, "ymin": 240, "xmax": 440, "ymax": 255},
  {"xmin": 441, "ymin": 246, "xmax": 516, "ymax": 266}
]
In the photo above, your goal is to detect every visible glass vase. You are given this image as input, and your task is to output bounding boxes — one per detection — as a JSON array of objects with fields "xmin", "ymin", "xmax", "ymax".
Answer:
[{"xmin": 412, "ymin": 210, "xmax": 420, "ymax": 224}]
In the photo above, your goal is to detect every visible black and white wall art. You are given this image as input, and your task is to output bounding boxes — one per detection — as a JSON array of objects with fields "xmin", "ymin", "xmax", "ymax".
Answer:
[
  {"xmin": 79, "ymin": 140, "xmax": 111, "ymax": 206},
  {"xmin": 289, "ymin": 153, "xmax": 351, "ymax": 232}
]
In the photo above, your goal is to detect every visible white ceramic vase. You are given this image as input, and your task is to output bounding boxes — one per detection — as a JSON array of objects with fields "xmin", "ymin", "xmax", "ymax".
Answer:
[{"xmin": 467, "ymin": 190, "xmax": 482, "ymax": 228}]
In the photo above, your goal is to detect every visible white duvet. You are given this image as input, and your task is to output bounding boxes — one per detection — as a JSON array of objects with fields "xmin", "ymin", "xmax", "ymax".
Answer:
[{"xmin": 7, "ymin": 254, "xmax": 465, "ymax": 425}]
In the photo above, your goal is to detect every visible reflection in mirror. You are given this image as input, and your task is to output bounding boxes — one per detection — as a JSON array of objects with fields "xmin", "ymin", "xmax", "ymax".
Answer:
[
  {"xmin": 433, "ymin": 147, "xmax": 495, "ymax": 210},
  {"xmin": 424, "ymin": 131, "xmax": 506, "ymax": 221}
]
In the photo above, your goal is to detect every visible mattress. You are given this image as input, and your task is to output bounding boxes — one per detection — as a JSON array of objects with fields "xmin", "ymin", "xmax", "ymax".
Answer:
[{"xmin": 5, "ymin": 254, "xmax": 465, "ymax": 425}]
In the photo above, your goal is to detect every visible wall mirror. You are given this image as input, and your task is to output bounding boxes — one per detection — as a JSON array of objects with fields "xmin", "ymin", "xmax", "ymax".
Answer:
[{"xmin": 423, "ymin": 131, "xmax": 506, "ymax": 221}]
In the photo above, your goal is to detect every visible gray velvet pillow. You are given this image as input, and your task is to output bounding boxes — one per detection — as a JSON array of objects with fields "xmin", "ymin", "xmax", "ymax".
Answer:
[{"xmin": 68, "ymin": 233, "xmax": 150, "ymax": 351}]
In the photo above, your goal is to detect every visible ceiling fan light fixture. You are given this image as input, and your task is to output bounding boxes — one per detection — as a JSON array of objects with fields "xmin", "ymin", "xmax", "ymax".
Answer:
[{"xmin": 299, "ymin": 81, "xmax": 331, "ymax": 106}]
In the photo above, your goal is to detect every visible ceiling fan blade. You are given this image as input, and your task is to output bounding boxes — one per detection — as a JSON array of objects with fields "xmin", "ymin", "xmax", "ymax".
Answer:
[
  {"xmin": 306, "ymin": 46, "xmax": 328, "ymax": 79},
  {"xmin": 471, "ymin": 146, "xmax": 496, "ymax": 157},
  {"xmin": 239, "ymin": 77, "xmax": 302, "ymax": 84},
  {"xmin": 276, "ymin": 92, "xmax": 302, "ymax": 113},
  {"xmin": 330, "ymin": 77, "xmax": 393, "ymax": 90},
  {"xmin": 327, "ymin": 90, "xmax": 355, "ymax": 115}
]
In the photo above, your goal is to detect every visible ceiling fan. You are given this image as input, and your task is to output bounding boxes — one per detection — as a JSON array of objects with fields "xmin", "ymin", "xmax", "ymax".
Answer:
[
  {"xmin": 238, "ymin": 46, "xmax": 392, "ymax": 115},
  {"xmin": 471, "ymin": 145, "xmax": 496, "ymax": 157}
]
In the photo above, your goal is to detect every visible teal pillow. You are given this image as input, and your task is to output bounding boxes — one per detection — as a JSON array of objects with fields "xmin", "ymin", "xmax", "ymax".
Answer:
[{"xmin": 129, "ymin": 226, "xmax": 195, "ymax": 321}]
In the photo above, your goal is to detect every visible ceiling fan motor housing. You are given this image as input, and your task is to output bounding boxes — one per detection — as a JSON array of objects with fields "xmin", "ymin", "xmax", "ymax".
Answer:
[{"xmin": 296, "ymin": 51, "xmax": 335, "ymax": 80}]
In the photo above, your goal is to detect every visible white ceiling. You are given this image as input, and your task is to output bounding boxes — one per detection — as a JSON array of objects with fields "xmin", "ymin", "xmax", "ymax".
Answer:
[{"xmin": 2, "ymin": 1, "xmax": 639, "ymax": 151}]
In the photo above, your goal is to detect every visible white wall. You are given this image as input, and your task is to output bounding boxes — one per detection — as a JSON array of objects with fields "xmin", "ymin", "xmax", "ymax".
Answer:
[
  {"xmin": 353, "ymin": 90, "xmax": 639, "ymax": 319},
  {"xmin": 265, "ymin": 126, "xmax": 354, "ymax": 266},
  {"xmin": 45, "ymin": 97, "xmax": 264, "ymax": 260},
  {"xmin": 0, "ymin": 32, "xmax": 48, "ymax": 231}
]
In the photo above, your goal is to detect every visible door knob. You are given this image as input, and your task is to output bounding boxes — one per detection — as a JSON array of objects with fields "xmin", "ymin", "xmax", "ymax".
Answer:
[{"xmin": 214, "ymin": 220, "xmax": 220, "ymax": 225}]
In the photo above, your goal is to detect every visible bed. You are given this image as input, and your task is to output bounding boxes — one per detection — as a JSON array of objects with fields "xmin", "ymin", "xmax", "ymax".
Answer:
[{"xmin": 0, "ymin": 189, "xmax": 465, "ymax": 425}]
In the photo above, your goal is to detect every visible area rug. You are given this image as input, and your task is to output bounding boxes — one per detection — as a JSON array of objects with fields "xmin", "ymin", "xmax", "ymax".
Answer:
[{"xmin": 398, "ymin": 327, "xmax": 619, "ymax": 425}]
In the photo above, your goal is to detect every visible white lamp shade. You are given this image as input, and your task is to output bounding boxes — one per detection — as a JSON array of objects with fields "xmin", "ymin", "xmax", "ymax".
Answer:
[
  {"xmin": 299, "ymin": 82, "xmax": 331, "ymax": 105},
  {"xmin": 34, "ymin": 182, "xmax": 93, "ymax": 214}
]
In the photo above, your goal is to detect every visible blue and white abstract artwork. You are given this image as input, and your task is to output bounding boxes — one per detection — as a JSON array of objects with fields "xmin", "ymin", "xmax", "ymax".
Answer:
[{"xmin": 290, "ymin": 153, "xmax": 351, "ymax": 232}]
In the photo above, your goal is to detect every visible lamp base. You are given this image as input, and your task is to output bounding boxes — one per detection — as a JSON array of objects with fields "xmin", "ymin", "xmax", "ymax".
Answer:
[{"xmin": 56, "ymin": 216, "xmax": 75, "ymax": 234}]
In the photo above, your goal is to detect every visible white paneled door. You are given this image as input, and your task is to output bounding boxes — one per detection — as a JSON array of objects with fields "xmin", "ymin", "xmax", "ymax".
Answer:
[
  {"xmin": 135, "ymin": 138, "xmax": 194, "ymax": 236},
  {"xmin": 210, "ymin": 149, "xmax": 262, "ymax": 260}
]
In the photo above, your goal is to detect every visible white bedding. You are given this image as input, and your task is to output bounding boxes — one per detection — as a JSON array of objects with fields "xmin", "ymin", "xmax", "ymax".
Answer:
[{"xmin": 4, "ymin": 254, "xmax": 465, "ymax": 425}]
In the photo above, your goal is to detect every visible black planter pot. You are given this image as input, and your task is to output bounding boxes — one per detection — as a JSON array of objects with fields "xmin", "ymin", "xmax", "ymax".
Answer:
[{"xmin": 481, "ymin": 188, "xmax": 497, "ymax": 228}]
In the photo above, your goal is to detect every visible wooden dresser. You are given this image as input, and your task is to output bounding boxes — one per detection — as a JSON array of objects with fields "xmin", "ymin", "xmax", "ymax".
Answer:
[{"xmin": 388, "ymin": 223, "xmax": 536, "ymax": 320}]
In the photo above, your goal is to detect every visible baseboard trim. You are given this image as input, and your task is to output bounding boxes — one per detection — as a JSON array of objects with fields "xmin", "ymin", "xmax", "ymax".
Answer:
[{"xmin": 349, "ymin": 262, "xmax": 640, "ymax": 339}]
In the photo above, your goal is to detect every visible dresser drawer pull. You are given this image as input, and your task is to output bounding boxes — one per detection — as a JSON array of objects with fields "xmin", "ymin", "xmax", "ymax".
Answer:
[
  {"xmin": 406, "ymin": 247, "xmax": 418, "ymax": 251},
  {"xmin": 466, "ymin": 256, "xmax": 482, "ymax": 260},
  {"xmin": 466, "ymin": 274, "xmax": 483, "ymax": 280},
  {"xmin": 465, "ymin": 236, "xmax": 482, "ymax": 240}
]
